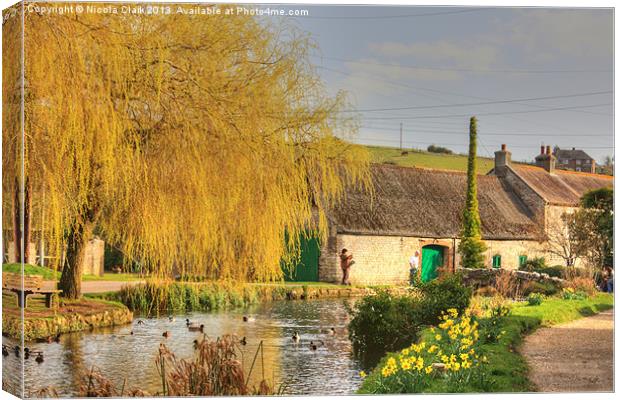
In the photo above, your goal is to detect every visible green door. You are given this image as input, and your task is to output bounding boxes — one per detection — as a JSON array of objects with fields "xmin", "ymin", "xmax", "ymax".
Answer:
[
  {"xmin": 283, "ymin": 235, "xmax": 320, "ymax": 282},
  {"xmin": 421, "ymin": 245, "xmax": 443, "ymax": 283}
]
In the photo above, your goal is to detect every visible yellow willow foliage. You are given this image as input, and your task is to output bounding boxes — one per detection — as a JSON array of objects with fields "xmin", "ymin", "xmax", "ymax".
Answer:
[
  {"xmin": 19, "ymin": 4, "xmax": 371, "ymax": 282},
  {"xmin": 2, "ymin": 4, "xmax": 23, "ymax": 240}
]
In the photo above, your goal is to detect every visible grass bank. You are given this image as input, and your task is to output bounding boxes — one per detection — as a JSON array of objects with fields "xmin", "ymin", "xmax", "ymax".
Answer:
[
  {"xmin": 96, "ymin": 280, "xmax": 383, "ymax": 316},
  {"xmin": 2, "ymin": 293, "xmax": 132, "ymax": 341},
  {"xmin": 358, "ymin": 293, "xmax": 613, "ymax": 393}
]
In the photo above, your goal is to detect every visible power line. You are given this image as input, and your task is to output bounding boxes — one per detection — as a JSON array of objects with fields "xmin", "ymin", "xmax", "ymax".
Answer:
[
  {"xmin": 314, "ymin": 55, "xmax": 612, "ymax": 74},
  {"xmin": 340, "ymin": 90, "xmax": 612, "ymax": 113},
  {"xmin": 361, "ymin": 103, "xmax": 612, "ymax": 120},
  {"xmin": 352, "ymin": 136, "xmax": 614, "ymax": 150},
  {"xmin": 359, "ymin": 125, "xmax": 611, "ymax": 137},
  {"xmin": 318, "ymin": 65, "xmax": 611, "ymax": 117},
  {"xmin": 298, "ymin": 7, "xmax": 492, "ymax": 20}
]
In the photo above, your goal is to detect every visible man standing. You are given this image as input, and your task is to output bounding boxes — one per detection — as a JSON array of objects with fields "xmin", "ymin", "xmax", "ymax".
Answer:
[
  {"xmin": 340, "ymin": 248, "xmax": 354, "ymax": 285},
  {"xmin": 409, "ymin": 250, "xmax": 420, "ymax": 284}
]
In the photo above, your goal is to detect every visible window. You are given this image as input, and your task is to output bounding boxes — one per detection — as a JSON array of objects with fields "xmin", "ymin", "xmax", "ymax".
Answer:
[
  {"xmin": 492, "ymin": 255, "xmax": 502, "ymax": 268},
  {"xmin": 576, "ymin": 160, "xmax": 582, "ymax": 165},
  {"xmin": 518, "ymin": 255, "xmax": 527, "ymax": 268}
]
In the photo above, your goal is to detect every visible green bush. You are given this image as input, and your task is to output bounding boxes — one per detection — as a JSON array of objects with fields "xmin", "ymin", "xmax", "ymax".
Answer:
[
  {"xmin": 537, "ymin": 265, "xmax": 564, "ymax": 278},
  {"xmin": 348, "ymin": 274, "xmax": 472, "ymax": 356},
  {"xmin": 348, "ymin": 290, "xmax": 423, "ymax": 356},
  {"xmin": 415, "ymin": 274, "xmax": 472, "ymax": 325},
  {"xmin": 519, "ymin": 257, "xmax": 546, "ymax": 272},
  {"xmin": 526, "ymin": 293, "xmax": 544, "ymax": 306},
  {"xmin": 427, "ymin": 144, "xmax": 453, "ymax": 154}
]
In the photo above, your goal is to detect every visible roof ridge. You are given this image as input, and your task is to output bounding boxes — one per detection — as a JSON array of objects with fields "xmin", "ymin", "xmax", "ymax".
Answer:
[{"xmin": 555, "ymin": 168, "xmax": 613, "ymax": 180}]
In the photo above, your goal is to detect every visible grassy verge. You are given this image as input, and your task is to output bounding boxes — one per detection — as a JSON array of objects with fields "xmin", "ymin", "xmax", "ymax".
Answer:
[{"xmin": 358, "ymin": 293, "xmax": 613, "ymax": 393}]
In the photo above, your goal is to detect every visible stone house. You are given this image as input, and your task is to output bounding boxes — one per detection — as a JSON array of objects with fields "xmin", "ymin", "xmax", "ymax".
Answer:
[
  {"xmin": 553, "ymin": 147, "xmax": 596, "ymax": 173},
  {"xmin": 314, "ymin": 144, "xmax": 612, "ymax": 285}
]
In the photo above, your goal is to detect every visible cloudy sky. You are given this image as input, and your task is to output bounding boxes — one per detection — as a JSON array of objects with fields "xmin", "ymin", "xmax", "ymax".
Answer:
[{"xmin": 285, "ymin": 6, "xmax": 613, "ymax": 163}]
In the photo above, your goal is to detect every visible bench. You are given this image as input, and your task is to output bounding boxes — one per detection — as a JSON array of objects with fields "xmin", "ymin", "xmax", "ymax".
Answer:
[{"xmin": 2, "ymin": 272, "xmax": 62, "ymax": 308}]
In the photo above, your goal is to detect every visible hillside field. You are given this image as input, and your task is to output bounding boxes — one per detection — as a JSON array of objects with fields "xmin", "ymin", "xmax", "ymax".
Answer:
[{"xmin": 365, "ymin": 145, "xmax": 497, "ymax": 173}]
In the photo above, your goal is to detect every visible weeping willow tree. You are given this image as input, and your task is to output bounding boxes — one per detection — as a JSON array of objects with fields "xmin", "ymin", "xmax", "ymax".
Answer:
[{"xmin": 18, "ymin": 8, "xmax": 370, "ymax": 298}]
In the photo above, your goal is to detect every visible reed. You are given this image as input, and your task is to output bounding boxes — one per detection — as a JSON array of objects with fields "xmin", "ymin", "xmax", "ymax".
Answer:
[
  {"xmin": 115, "ymin": 280, "xmax": 291, "ymax": 315},
  {"xmin": 67, "ymin": 335, "xmax": 279, "ymax": 397}
]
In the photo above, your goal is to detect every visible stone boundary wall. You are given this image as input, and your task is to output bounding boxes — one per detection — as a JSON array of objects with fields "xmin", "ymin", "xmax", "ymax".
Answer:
[{"xmin": 458, "ymin": 267, "xmax": 564, "ymax": 289}]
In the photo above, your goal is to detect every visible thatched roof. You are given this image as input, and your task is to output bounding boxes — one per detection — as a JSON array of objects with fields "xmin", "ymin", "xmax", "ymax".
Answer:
[
  {"xmin": 511, "ymin": 164, "xmax": 613, "ymax": 206},
  {"xmin": 330, "ymin": 164, "xmax": 541, "ymax": 240}
]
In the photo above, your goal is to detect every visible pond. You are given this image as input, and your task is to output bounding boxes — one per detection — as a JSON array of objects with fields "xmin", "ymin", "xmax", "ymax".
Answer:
[{"xmin": 2, "ymin": 298, "xmax": 366, "ymax": 396}]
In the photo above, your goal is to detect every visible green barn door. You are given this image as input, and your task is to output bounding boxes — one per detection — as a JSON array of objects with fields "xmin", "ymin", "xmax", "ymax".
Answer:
[
  {"xmin": 421, "ymin": 245, "xmax": 443, "ymax": 283},
  {"xmin": 283, "ymin": 235, "xmax": 320, "ymax": 282}
]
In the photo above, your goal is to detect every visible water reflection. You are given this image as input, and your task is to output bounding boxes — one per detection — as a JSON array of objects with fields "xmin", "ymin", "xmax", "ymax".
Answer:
[{"xmin": 3, "ymin": 298, "xmax": 365, "ymax": 396}]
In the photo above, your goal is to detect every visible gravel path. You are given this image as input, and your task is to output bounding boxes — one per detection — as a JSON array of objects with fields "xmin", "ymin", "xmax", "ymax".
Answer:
[{"xmin": 520, "ymin": 309, "xmax": 614, "ymax": 392}]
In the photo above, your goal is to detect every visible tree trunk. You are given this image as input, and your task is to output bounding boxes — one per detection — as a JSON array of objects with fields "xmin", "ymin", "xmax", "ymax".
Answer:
[{"xmin": 59, "ymin": 221, "xmax": 94, "ymax": 299}]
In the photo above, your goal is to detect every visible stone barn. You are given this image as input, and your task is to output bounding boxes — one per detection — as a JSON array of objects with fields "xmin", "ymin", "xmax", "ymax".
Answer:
[{"xmin": 311, "ymin": 144, "xmax": 612, "ymax": 286}]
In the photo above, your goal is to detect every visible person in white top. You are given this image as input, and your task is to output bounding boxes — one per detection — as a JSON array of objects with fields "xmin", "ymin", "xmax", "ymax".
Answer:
[{"xmin": 409, "ymin": 250, "xmax": 420, "ymax": 284}]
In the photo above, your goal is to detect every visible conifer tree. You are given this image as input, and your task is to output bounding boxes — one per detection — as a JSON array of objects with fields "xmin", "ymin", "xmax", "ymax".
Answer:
[{"xmin": 458, "ymin": 117, "xmax": 487, "ymax": 268}]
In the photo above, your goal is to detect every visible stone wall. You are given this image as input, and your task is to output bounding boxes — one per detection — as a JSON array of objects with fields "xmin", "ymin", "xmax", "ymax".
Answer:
[{"xmin": 459, "ymin": 267, "xmax": 564, "ymax": 289}]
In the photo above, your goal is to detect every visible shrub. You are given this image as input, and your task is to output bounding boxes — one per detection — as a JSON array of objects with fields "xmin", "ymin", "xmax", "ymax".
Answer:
[
  {"xmin": 493, "ymin": 270, "xmax": 521, "ymax": 298},
  {"xmin": 522, "ymin": 281, "xmax": 559, "ymax": 296},
  {"xmin": 348, "ymin": 290, "xmax": 423, "ymax": 355},
  {"xmin": 415, "ymin": 274, "xmax": 472, "ymax": 325},
  {"xmin": 427, "ymin": 144, "xmax": 453, "ymax": 154},
  {"xmin": 538, "ymin": 265, "xmax": 565, "ymax": 278},
  {"xmin": 564, "ymin": 277, "xmax": 597, "ymax": 296},
  {"xmin": 474, "ymin": 286, "xmax": 498, "ymax": 297},
  {"xmin": 362, "ymin": 308, "xmax": 491, "ymax": 393},
  {"xmin": 349, "ymin": 274, "xmax": 472, "ymax": 356},
  {"xmin": 527, "ymin": 293, "xmax": 544, "ymax": 306},
  {"xmin": 519, "ymin": 257, "xmax": 547, "ymax": 272}
]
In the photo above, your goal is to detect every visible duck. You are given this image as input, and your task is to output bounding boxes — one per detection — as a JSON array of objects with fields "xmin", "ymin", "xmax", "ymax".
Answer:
[
  {"xmin": 310, "ymin": 342, "xmax": 318, "ymax": 351},
  {"xmin": 2, "ymin": 345, "xmax": 8, "ymax": 357},
  {"xmin": 242, "ymin": 316, "xmax": 255, "ymax": 322},
  {"xmin": 193, "ymin": 339, "xmax": 199, "ymax": 350},
  {"xmin": 24, "ymin": 348, "xmax": 30, "ymax": 360},
  {"xmin": 168, "ymin": 316, "xmax": 176, "ymax": 322},
  {"xmin": 13, "ymin": 346, "xmax": 20, "ymax": 357},
  {"xmin": 136, "ymin": 320, "xmax": 145, "ymax": 325},
  {"xmin": 162, "ymin": 331, "xmax": 171, "ymax": 338},
  {"xmin": 291, "ymin": 331, "xmax": 300, "ymax": 343},
  {"xmin": 130, "ymin": 331, "xmax": 134, "ymax": 335},
  {"xmin": 321, "ymin": 327, "xmax": 336, "ymax": 335},
  {"xmin": 185, "ymin": 318, "xmax": 192, "ymax": 327},
  {"xmin": 54, "ymin": 333, "xmax": 61, "ymax": 343},
  {"xmin": 188, "ymin": 324, "xmax": 204, "ymax": 333},
  {"xmin": 35, "ymin": 352, "xmax": 44, "ymax": 364},
  {"xmin": 239, "ymin": 336, "xmax": 247, "ymax": 346}
]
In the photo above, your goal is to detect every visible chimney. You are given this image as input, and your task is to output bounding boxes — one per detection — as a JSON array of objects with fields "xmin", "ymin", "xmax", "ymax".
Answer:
[
  {"xmin": 535, "ymin": 145, "xmax": 556, "ymax": 173},
  {"xmin": 494, "ymin": 144, "xmax": 511, "ymax": 176}
]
